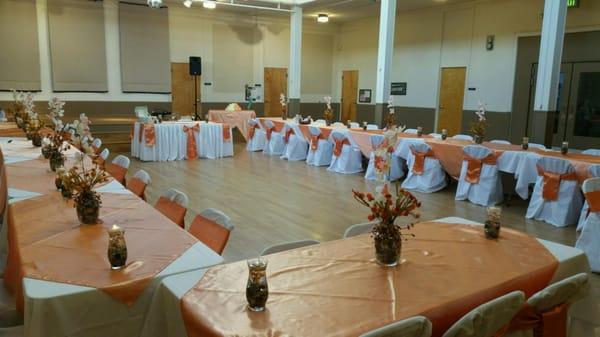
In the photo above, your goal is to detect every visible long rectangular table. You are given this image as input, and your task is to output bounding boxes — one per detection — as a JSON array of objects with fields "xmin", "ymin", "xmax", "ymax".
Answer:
[
  {"xmin": 0, "ymin": 137, "xmax": 224, "ymax": 337},
  {"xmin": 141, "ymin": 217, "xmax": 594, "ymax": 337}
]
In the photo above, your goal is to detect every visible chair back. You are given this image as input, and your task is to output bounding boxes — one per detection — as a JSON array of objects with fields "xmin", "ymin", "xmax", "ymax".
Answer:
[
  {"xmin": 442, "ymin": 291, "xmax": 525, "ymax": 337},
  {"xmin": 370, "ymin": 134, "xmax": 385, "ymax": 149},
  {"xmin": 188, "ymin": 208, "xmax": 234, "ymax": 255},
  {"xmin": 528, "ymin": 143, "xmax": 547, "ymax": 150},
  {"xmin": 112, "ymin": 155, "xmax": 131, "ymax": 169},
  {"xmin": 127, "ymin": 170, "xmax": 151, "ymax": 200},
  {"xmin": 314, "ymin": 119, "xmax": 326, "ymax": 125},
  {"xmin": 264, "ymin": 119, "xmax": 275, "ymax": 129},
  {"xmin": 100, "ymin": 148, "xmax": 110, "ymax": 160},
  {"xmin": 350, "ymin": 122, "xmax": 360, "ymax": 129},
  {"xmin": 332, "ymin": 122, "xmax": 345, "ymax": 128},
  {"xmin": 308, "ymin": 126, "xmax": 322, "ymax": 136},
  {"xmin": 248, "ymin": 118, "xmax": 262, "ymax": 128},
  {"xmin": 405, "ymin": 129, "xmax": 418, "ymax": 134},
  {"xmin": 366, "ymin": 124, "xmax": 379, "ymax": 130},
  {"xmin": 537, "ymin": 157, "xmax": 574, "ymax": 175},
  {"xmin": 588, "ymin": 165, "xmax": 600, "ymax": 177},
  {"xmin": 463, "ymin": 145, "xmax": 493, "ymax": 159},
  {"xmin": 163, "ymin": 188, "xmax": 189, "ymax": 207},
  {"xmin": 261, "ymin": 239, "xmax": 320, "ymax": 256},
  {"xmin": 583, "ymin": 177, "xmax": 600, "ymax": 194},
  {"xmin": 582, "ymin": 149, "xmax": 600, "ymax": 156},
  {"xmin": 490, "ymin": 140, "xmax": 511, "ymax": 145},
  {"xmin": 429, "ymin": 133, "xmax": 442, "ymax": 139},
  {"xmin": 331, "ymin": 130, "xmax": 349, "ymax": 141},
  {"xmin": 527, "ymin": 273, "xmax": 589, "ymax": 312},
  {"xmin": 452, "ymin": 134, "xmax": 474, "ymax": 141},
  {"xmin": 359, "ymin": 316, "xmax": 432, "ymax": 337},
  {"xmin": 92, "ymin": 138, "xmax": 102, "ymax": 149},
  {"xmin": 410, "ymin": 142, "xmax": 432, "ymax": 154},
  {"xmin": 155, "ymin": 188, "xmax": 189, "ymax": 228},
  {"xmin": 343, "ymin": 221, "xmax": 378, "ymax": 238}
]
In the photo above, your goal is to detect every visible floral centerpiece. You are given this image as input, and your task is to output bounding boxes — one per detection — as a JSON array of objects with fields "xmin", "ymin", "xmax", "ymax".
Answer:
[
  {"xmin": 9, "ymin": 90, "xmax": 28, "ymax": 129},
  {"xmin": 66, "ymin": 113, "xmax": 94, "ymax": 152},
  {"xmin": 26, "ymin": 116, "xmax": 45, "ymax": 147},
  {"xmin": 373, "ymin": 125, "xmax": 404, "ymax": 181},
  {"xmin": 45, "ymin": 132, "xmax": 70, "ymax": 171},
  {"xmin": 280, "ymin": 93, "xmax": 288, "ymax": 120},
  {"xmin": 47, "ymin": 97, "xmax": 66, "ymax": 132},
  {"xmin": 353, "ymin": 183, "xmax": 421, "ymax": 266},
  {"xmin": 469, "ymin": 100, "xmax": 487, "ymax": 144},
  {"xmin": 323, "ymin": 96, "xmax": 334, "ymax": 126},
  {"xmin": 385, "ymin": 96, "xmax": 396, "ymax": 130},
  {"xmin": 60, "ymin": 153, "xmax": 109, "ymax": 225}
]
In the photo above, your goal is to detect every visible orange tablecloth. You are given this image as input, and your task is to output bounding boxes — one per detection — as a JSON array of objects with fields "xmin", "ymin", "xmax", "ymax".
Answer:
[
  {"xmin": 180, "ymin": 221, "xmax": 558, "ymax": 337},
  {"xmin": 208, "ymin": 110, "xmax": 256, "ymax": 142}
]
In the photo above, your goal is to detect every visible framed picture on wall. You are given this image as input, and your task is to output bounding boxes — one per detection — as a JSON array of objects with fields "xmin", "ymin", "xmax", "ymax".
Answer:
[{"xmin": 359, "ymin": 89, "xmax": 372, "ymax": 103}]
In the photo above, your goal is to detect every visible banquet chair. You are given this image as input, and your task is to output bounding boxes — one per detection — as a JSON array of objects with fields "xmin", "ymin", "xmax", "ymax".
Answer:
[
  {"xmin": 327, "ymin": 131, "xmax": 363, "ymax": 174},
  {"xmin": 490, "ymin": 139, "xmax": 511, "ymax": 145},
  {"xmin": 262, "ymin": 120, "xmax": 285, "ymax": 156},
  {"xmin": 365, "ymin": 134, "xmax": 404, "ymax": 181},
  {"xmin": 280, "ymin": 124, "xmax": 308, "ymax": 161},
  {"xmin": 332, "ymin": 122, "xmax": 346, "ymax": 128},
  {"xmin": 91, "ymin": 138, "xmax": 102, "ymax": 154},
  {"xmin": 575, "ymin": 178, "xmax": 600, "ymax": 272},
  {"xmin": 188, "ymin": 208, "xmax": 234, "ymax": 255},
  {"xmin": 442, "ymin": 291, "xmax": 525, "ymax": 337},
  {"xmin": 366, "ymin": 124, "xmax": 379, "ymax": 130},
  {"xmin": 505, "ymin": 273, "xmax": 589, "ymax": 337},
  {"xmin": 343, "ymin": 221, "xmax": 378, "ymax": 238},
  {"xmin": 95, "ymin": 148, "xmax": 110, "ymax": 167},
  {"xmin": 360, "ymin": 316, "xmax": 432, "ymax": 337},
  {"xmin": 452, "ymin": 134, "xmax": 474, "ymax": 141},
  {"xmin": 155, "ymin": 188, "xmax": 188, "ymax": 229},
  {"xmin": 402, "ymin": 143, "xmax": 447, "ymax": 193},
  {"xmin": 582, "ymin": 149, "xmax": 600, "ymax": 156},
  {"xmin": 528, "ymin": 143, "xmax": 547, "ymax": 150},
  {"xmin": 106, "ymin": 155, "xmax": 130, "ymax": 186},
  {"xmin": 429, "ymin": 133, "xmax": 442, "ymax": 139},
  {"xmin": 126, "ymin": 170, "xmax": 151, "ymax": 200},
  {"xmin": 404, "ymin": 129, "xmax": 418, "ymax": 134},
  {"xmin": 350, "ymin": 122, "xmax": 360, "ymax": 129},
  {"xmin": 246, "ymin": 119, "xmax": 267, "ymax": 152},
  {"xmin": 314, "ymin": 119, "xmax": 327, "ymax": 125},
  {"xmin": 306, "ymin": 126, "xmax": 333, "ymax": 167},
  {"xmin": 577, "ymin": 165, "xmax": 600, "ymax": 230},
  {"xmin": 261, "ymin": 239, "xmax": 320, "ymax": 256},
  {"xmin": 455, "ymin": 145, "xmax": 503, "ymax": 206},
  {"xmin": 526, "ymin": 157, "xmax": 583, "ymax": 227}
]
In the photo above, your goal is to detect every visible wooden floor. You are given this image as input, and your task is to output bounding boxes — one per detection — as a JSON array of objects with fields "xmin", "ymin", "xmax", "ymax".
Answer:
[{"xmin": 124, "ymin": 142, "xmax": 599, "ymax": 333}]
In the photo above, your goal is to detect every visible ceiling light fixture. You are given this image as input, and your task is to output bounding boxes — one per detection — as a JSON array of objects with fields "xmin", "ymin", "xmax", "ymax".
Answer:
[
  {"xmin": 147, "ymin": 0, "xmax": 163, "ymax": 9},
  {"xmin": 202, "ymin": 0, "xmax": 216, "ymax": 9},
  {"xmin": 317, "ymin": 13, "xmax": 329, "ymax": 23},
  {"xmin": 183, "ymin": 0, "xmax": 193, "ymax": 7}
]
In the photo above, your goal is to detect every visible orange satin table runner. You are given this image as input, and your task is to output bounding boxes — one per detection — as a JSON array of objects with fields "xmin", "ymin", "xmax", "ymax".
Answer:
[
  {"xmin": 180, "ymin": 222, "xmax": 558, "ymax": 337},
  {"xmin": 4, "ymin": 192, "xmax": 196, "ymax": 312},
  {"xmin": 536, "ymin": 165, "xmax": 578, "ymax": 201}
]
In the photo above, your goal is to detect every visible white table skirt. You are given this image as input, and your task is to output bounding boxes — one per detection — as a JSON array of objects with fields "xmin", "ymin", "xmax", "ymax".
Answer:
[
  {"xmin": 144, "ymin": 217, "xmax": 595, "ymax": 337},
  {"xmin": 131, "ymin": 122, "xmax": 233, "ymax": 162}
]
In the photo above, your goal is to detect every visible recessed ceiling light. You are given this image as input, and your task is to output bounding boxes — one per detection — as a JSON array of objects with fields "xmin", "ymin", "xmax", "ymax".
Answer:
[
  {"xmin": 183, "ymin": 0, "xmax": 193, "ymax": 7},
  {"xmin": 147, "ymin": 0, "xmax": 163, "ymax": 8},
  {"xmin": 203, "ymin": 0, "xmax": 216, "ymax": 9},
  {"xmin": 317, "ymin": 13, "xmax": 329, "ymax": 23}
]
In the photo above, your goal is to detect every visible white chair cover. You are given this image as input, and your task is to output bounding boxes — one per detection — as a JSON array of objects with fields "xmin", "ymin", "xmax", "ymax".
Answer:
[
  {"xmin": 112, "ymin": 155, "xmax": 130, "ymax": 169},
  {"xmin": 575, "ymin": 179, "xmax": 600, "ymax": 272},
  {"xmin": 199, "ymin": 208, "xmax": 234, "ymax": 231},
  {"xmin": 490, "ymin": 140, "xmax": 511, "ymax": 145},
  {"xmin": 360, "ymin": 316, "xmax": 432, "ymax": 337},
  {"xmin": 262, "ymin": 120, "xmax": 285, "ymax": 156},
  {"xmin": 429, "ymin": 133, "xmax": 442, "ymax": 139},
  {"xmin": 455, "ymin": 145, "xmax": 503, "ymax": 206},
  {"xmin": 577, "ymin": 166, "xmax": 600, "ymax": 230},
  {"xmin": 366, "ymin": 124, "xmax": 379, "ymax": 130},
  {"xmin": 280, "ymin": 124, "xmax": 308, "ymax": 161},
  {"xmin": 314, "ymin": 119, "xmax": 326, "ymax": 125},
  {"xmin": 220, "ymin": 124, "xmax": 234, "ymax": 158},
  {"xmin": 246, "ymin": 119, "xmax": 267, "ymax": 152},
  {"xmin": 92, "ymin": 138, "xmax": 102, "ymax": 149},
  {"xmin": 350, "ymin": 122, "xmax": 360, "ymax": 129},
  {"xmin": 306, "ymin": 126, "xmax": 333, "ymax": 167},
  {"xmin": 135, "ymin": 106, "xmax": 150, "ymax": 121},
  {"xmin": 589, "ymin": 165, "xmax": 600, "ymax": 178},
  {"xmin": 442, "ymin": 291, "xmax": 525, "ymax": 337},
  {"xmin": 163, "ymin": 188, "xmax": 189, "ymax": 208},
  {"xmin": 525, "ymin": 157, "xmax": 583, "ymax": 227},
  {"xmin": 99, "ymin": 148, "xmax": 109, "ymax": 161},
  {"xmin": 528, "ymin": 273, "xmax": 589, "ymax": 312},
  {"xmin": 261, "ymin": 239, "xmax": 320, "ymax": 256},
  {"xmin": 528, "ymin": 143, "xmax": 547, "ymax": 150},
  {"xmin": 582, "ymin": 149, "xmax": 600, "ymax": 156},
  {"xmin": 327, "ymin": 130, "xmax": 363, "ymax": 174},
  {"xmin": 404, "ymin": 129, "xmax": 418, "ymax": 134},
  {"xmin": 332, "ymin": 122, "xmax": 345, "ymax": 128},
  {"xmin": 401, "ymin": 142, "xmax": 447, "ymax": 193},
  {"xmin": 364, "ymin": 134, "xmax": 404, "ymax": 181},
  {"xmin": 133, "ymin": 170, "xmax": 151, "ymax": 184},
  {"xmin": 343, "ymin": 221, "xmax": 378, "ymax": 238},
  {"xmin": 452, "ymin": 134, "xmax": 474, "ymax": 141}
]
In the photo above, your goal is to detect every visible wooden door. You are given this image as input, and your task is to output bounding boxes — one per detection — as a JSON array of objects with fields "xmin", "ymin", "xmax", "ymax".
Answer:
[
  {"xmin": 437, "ymin": 67, "xmax": 466, "ymax": 135},
  {"xmin": 341, "ymin": 70, "xmax": 358, "ymax": 122},
  {"xmin": 171, "ymin": 63, "xmax": 199, "ymax": 118},
  {"xmin": 264, "ymin": 67, "xmax": 288, "ymax": 117}
]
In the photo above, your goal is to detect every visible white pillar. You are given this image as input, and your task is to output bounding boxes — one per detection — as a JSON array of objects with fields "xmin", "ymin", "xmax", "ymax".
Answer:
[
  {"xmin": 374, "ymin": 0, "xmax": 397, "ymax": 125},
  {"xmin": 532, "ymin": 0, "xmax": 567, "ymax": 144},
  {"xmin": 288, "ymin": 6, "xmax": 302, "ymax": 115}
]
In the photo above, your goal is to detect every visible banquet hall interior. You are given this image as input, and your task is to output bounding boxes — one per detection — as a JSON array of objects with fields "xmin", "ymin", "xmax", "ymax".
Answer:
[{"xmin": 0, "ymin": 0, "xmax": 599, "ymax": 336}]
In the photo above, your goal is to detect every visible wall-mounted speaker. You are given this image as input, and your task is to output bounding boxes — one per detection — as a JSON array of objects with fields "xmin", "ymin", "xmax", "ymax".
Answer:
[{"xmin": 189, "ymin": 56, "xmax": 201, "ymax": 76}]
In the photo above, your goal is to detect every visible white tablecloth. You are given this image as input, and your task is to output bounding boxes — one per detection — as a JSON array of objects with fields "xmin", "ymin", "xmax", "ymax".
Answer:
[
  {"xmin": 143, "ymin": 217, "xmax": 595, "ymax": 337},
  {"xmin": 131, "ymin": 122, "xmax": 233, "ymax": 162}
]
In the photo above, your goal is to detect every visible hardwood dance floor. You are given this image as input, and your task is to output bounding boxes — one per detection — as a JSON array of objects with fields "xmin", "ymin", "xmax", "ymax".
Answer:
[{"xmin": 124, "ymin": 143, "xmax": 599, "ymax": 334}]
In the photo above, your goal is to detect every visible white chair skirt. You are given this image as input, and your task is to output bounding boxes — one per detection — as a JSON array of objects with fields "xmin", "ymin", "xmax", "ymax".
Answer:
[
  {"xmin": 306, "ymin": 139, "xmax": 333, "ymax": 167},
  {"xmin": 455, "ymin": 162, "xmax": 503, "ymax": 206},
  {"xmin": 525, "ymin": 177, "xmax": 583, "ymax": 227},
  {"xmin": 247, "ymin": 129, "xmax": 267, "ymax": 152},
  {"xmin": 327, "ymin": 145, "xmax": 363, "ymax": 174}
]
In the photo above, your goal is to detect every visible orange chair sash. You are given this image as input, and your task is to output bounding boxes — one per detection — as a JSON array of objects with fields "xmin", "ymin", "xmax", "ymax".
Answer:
[
  {"xmin": 222, "ymin": 124, "xmax": 231, "ymax": 142},
  {"xmin": 284, "ymin": 128, "xmax": 295, "ymax": 144},
  {"xmin": 126, "ymin": 177, "xmax": 147, "ymax": 201},
  {"xmin": 266, "ymin": 127, "xmax": 274, "ymax": 142},
  {"xmin": 410, "ymin": 148, "xmax": 435, "ymax": 176},
  {"xmin": 463, "ymin": 153, "xmax": 499, "ymax": 184},
  {"xmin": 247, "ymin": 124, "xmax": 259, "ymax": 140},
  {"xmin": 106, "ymin": 163, "xmax": 128, "ymax": 186},
  {"xmin": 138, "ymin": 124, "xmax": 156, "ymax": 147},
  {"xmin": 155, "ymin": 196, "xmax": 187, "ymax": 229},
  {"xmin": 183, "ymin": 124, "xmax": 200, "ymax": 160},
  {"xmin": 310, "ymin": 134, "xmax": 323, "ymax": 151},
  {"xmin": 507, "ymin": 303, "xmax": 569, "ymax": 337},
  {"xmin": 536, "ymin": 166, "xmax": 578, "ymax": 201},
  {"xmin": 188, "ymin": 215, "xmax": 231, "ymax": 255},
  {"xmin": 333, "ymin": 138, "xmax": 350, "ymax": 157},
  {"xmin": 585, "ymin": 190, "xmax": 600, "ymax": 213}
]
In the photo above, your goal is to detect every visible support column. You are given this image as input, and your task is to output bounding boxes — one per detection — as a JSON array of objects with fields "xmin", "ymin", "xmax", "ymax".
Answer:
[
  {"xmin": 374, "ymin": 0, "xmax": 397, "ymax": 126},
  {"xmin": 532, "ymin": 0, "xmax": 567, "ymax": 146},
  {"xmin": 288, "ymin": 6, "xmax": 302, "ymax": 116}
]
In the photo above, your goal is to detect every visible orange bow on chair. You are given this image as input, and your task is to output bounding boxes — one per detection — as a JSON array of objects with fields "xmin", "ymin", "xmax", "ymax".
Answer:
[
  {"xmin": 506, "ymin": 302, "xmax": 570, "ymax": 337},
  {"xmin": 183, "ymin": 124, "xmax": 200, "ymax": 160},
  {"xmin": 463, "ymin": 153, "xmax": 499, "ymax": 184},
  {"xmin": 536, "ymin": 165, "xmax": 578, "ymax": 201},
  {"xmin": 222, "ymin": 124, "xmax": 231, "ymax": 142},
  {"xmin": 310, "ymin": 134, "xmax": 323, "ymax": 151},
  {"xmin": 265, "ymin": 127, "xmax": 275, "ymax": 142},
  {"xmin": 333, "ymin": 138, "xmax": 350, "ymax": 157},
  {"xmin": 138, "ymin": 124, "xmax": 156, "ymax": 147},
  {"xmin": 585, "ymin": 191, "xmax": 600, "ymax": 218},
  {"xmin": 284, "ymin": 128, "xmax": 295, "ymax": 144},
  {"xmin": 410, "ymin": 148, "xmax": 435, "ymax": 176},
  {"xmin": 247, "ymin": 124, "xmax": 260, "ymax": 140}
]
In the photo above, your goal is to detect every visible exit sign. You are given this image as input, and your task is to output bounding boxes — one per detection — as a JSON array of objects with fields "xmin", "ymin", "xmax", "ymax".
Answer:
[{"xmin": 568, "ymin": 0, "xmax": 580, "ymax": 8}]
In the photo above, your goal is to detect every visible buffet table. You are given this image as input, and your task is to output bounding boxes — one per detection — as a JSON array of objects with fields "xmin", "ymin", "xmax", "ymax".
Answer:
[
  {"xmin": 141, "ymin": 217, "xmax": 593, "ymax": 337},
  {"xmin": 208, "ymin": 110, "xmax": 256, "ymax": 142},
  {"xmin": 131, "ymin": 121, "xmax": 233, "ymax": 162}
]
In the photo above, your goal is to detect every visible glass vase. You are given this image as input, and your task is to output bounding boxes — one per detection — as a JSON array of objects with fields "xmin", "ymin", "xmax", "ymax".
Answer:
[
  {"xmin": 31, "ymin": 132, "xmax": 42, "ymax": 147},
  {"xmin": 484, "ymin": 207, "xmax": 502, "ymax": 239},
  {"xmin": 42, "ymin": 146, "xmax": 51, "ymax": 159},
  {"xmin": 107, "ymin": 226, "xmax": 127, "ymax": 269},
  {"xmin": 374, "ymin": 234, "xmax": 402, "ymax": 267},
  {"xmin": 246, "ymin": 258, "xmax": 268, "ymax": 312},
  {"xmin": 474, "ymin": 135, "xmax": 484, "ymax": 144},
  {"xmin": 75, "ymin": 191, "xmax": 101, "ymax": 225},
  {"xmin": 49, "ymin": 153, "xmax": 64, "ymax": 172}
]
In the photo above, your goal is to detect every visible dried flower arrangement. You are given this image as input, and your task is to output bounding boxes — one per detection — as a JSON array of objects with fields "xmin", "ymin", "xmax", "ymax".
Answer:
[
  {"xmin": 385, "ymin": 96, "xmax": 396, "ymax": 129},
  {"xmin": 323, "ymin": 96, "xmax": 334, "ymax": 125},
  {"xmin": 280, "ymin": 93, "xmax": 288, "ymax": 119},
  {"xmin": 469, "ymin": 100, "xmax": 487, "ymax": 143}
]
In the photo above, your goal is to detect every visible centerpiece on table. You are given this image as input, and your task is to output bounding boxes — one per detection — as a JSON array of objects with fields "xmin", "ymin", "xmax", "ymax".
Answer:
[
  {"xmin": 9, "ymin": 90, "xmax": 27, "ymax": 129},
  {"xmin": 66, "ymin": 113, "xmax": 93, "ymax": 150},
  {"xmin": 323, "ymin": 96, "xmax": 334, "ymax": 126},
  {"xmin": 60, "ymin": 152, "xmax": 109, "ymax": 225},
  {"xmin": 353, "ymin": 126, "xmax": 421, "ymax": 266},
  {"xmin": 280, "ymin": 93, "xmax": 288, "ymax": 120},
  {"xmin": 470, "ymin": 100, "xmax": 487, "ymax": 144},
  {"xmin": 25, "ymin": 115, "xmax": 44, "ymax": 147},
  {"xmin": 384, "ymin": 96, "xmax": 396, "ymax": 130}
]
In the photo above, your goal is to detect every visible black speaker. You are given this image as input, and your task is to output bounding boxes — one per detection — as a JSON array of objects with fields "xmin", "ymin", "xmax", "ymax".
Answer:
[{"xmin": 189, "ymin": 56, "xmax": 201, "ymax": 76}]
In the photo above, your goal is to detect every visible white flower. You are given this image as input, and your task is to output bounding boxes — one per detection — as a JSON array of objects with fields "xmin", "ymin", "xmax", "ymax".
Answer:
[
  {"xmin": 476, "ymin": 100, "xmax": 486, "ymax": 122},
  {"xmin": 279, "ymin": 93, "xmax": 287, "ymax": 107},
  {"xmin": 387, "ymin": 96, "xmax": 395, "ymax": 115}
]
